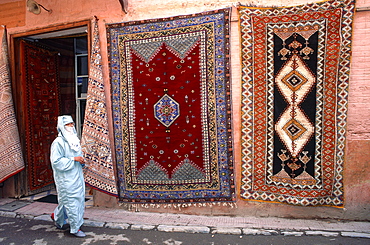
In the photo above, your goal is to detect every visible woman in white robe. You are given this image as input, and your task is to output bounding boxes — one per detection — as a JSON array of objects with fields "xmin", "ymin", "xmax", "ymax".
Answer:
[{"xmin": 50, "ymin": 115, "xmax": 86, "ymax": 237}]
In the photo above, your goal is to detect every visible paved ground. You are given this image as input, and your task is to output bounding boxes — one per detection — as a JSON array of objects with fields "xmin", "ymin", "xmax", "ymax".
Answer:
[
  {"xmin": 0, "ymin": 197, "xmax": 369, "ymax": 239},
  {"xmin": 2, "ymin": 216, "xmax": 369, "ymax": 245},
  {"xmin": 3, "ymin": 215, "xmax": 370, "ymax": 245}
]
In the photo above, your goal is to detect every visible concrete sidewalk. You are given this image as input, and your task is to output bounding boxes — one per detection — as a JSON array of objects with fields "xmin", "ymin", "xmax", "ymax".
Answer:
[{"xmin": 0, "ymin": 197, "xmax": 369, "ymax": 239}]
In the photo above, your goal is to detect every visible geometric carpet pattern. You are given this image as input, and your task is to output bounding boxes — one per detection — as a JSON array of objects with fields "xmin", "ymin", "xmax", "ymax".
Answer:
[
  {"xmin": 0, "ymin": 27, "xmax": 24, "ymax": 182},
  {"xmin": 239, "ymin": 0, "xmax": 355, "ymax": 206},
  {"xmin": 81, "ymin": 19, "xmax": 118, "ymax": 196},
  {"xmin": 20, "ymin": 40, "xmax": 60, "ymax": 191}
]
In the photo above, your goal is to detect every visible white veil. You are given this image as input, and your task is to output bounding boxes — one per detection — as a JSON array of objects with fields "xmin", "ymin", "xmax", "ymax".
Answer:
[{"xmin": 57, "ymin": 115, "xmax": 81, "ymax": 152}]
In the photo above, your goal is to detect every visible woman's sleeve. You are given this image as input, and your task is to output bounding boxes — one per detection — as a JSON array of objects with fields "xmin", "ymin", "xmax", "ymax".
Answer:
[{"xmin": 50, "ymin": 138, "xmax": 76, "ymax": 172}]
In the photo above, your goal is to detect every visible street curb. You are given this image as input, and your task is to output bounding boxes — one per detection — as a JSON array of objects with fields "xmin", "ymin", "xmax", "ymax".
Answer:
[{"xmin": 0, "ymin": 211, "xmax": 369, "ymax": 239}]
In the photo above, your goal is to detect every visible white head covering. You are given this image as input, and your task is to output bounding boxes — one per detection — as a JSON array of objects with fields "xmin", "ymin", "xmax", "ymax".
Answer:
[{"xmin": 57, "ymin": 115, "xmax": 81, "ymax": 152}]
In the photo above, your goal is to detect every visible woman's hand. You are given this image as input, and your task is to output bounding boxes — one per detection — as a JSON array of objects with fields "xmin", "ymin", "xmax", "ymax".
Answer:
[{"xmin": 74, "ymin": 156, "xmax": 85, "ymax": 164}]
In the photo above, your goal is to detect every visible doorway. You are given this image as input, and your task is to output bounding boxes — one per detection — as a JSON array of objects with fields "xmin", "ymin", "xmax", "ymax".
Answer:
[{"xmin": 11, "ymin": 25, "xmax": 89, "ymax": 196}]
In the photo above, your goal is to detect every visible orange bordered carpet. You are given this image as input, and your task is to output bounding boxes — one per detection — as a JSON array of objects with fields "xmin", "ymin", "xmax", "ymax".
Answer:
[{"xmin": 239, "ymin": 0, "xmax": 355, "ymax": 207}]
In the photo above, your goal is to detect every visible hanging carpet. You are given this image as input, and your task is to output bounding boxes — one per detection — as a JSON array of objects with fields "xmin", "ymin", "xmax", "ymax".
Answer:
[
  {"xmin": 107, "ymin": 8, "xmax": 235, "ymax": 203},
  {"xmin": 0, "ymin": 27, "xmax": 25, "ymax": 182},
  {"xmin": 238, "ymin": 0, "xmax": 355, "ymax": 207},
  {"xmin": 20, "ymin": 40, "xmax": 60, "ymax": 191},
  {"xmin": 81, "ymin": 19, "xmax": 117, "ymax": 196}
]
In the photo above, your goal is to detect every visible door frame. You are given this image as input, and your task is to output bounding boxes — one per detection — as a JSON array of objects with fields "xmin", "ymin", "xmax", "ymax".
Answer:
[{"xmin": 8, "ymin": 20, "xmax": 91, "ymax": 196}]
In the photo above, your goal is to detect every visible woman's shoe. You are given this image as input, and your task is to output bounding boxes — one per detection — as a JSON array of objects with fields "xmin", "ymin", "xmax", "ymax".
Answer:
[
  {"xmin": 72, "ymin": 230, "xmax": 86, "ymax": 238},
  {"xmin": 50, "ymin": 213, "xmax": 62, "ymax": 229}
]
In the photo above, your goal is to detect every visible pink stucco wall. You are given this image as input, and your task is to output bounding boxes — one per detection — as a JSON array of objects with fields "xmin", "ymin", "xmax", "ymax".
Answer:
[{"xmin": 2, "ymin": 0, "xmax": 370, "ymax": 220}]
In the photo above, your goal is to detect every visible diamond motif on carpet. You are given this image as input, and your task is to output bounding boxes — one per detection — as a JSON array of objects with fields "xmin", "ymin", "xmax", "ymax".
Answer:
[{"xmin": 238, "ymin": 0, "xmax": 355, "ymax": 206}]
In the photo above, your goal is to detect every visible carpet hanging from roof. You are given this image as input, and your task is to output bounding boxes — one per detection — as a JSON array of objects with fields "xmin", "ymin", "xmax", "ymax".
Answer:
[
  {"xmin": 0, "ymin": 27, "xmax": 25, "ymax": 182},
  {"xmin": 238, "ymin": 0, "xmax": 355, "ymax": 207},
  {"xmin": 81, "ymin": 19, "xmax": 117, "ymax": 196},
  {"xmin": 107, "ymin": 8, "xmax": 235, "ymax": 203}
]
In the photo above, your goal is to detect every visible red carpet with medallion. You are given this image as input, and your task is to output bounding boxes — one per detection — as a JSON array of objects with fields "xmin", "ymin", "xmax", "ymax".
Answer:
[{"xmin": 107, "ymin": 8, "xmax": 235, "ymax": 203}]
